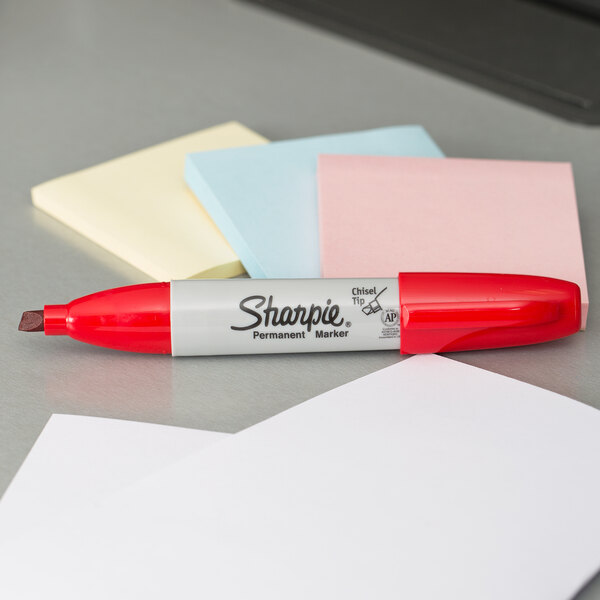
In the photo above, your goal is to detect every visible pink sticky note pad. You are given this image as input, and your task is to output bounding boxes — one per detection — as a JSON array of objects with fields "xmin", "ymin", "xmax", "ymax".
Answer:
[{"xmin": 318, "ymin": 155, "xmax": 588, "ymax": 328}]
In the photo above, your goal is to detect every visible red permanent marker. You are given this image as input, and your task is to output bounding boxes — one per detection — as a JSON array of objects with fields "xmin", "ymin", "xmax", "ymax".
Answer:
[{"xmin": 18, "ymin": 273, "xmax": 581, "ymax": 356}]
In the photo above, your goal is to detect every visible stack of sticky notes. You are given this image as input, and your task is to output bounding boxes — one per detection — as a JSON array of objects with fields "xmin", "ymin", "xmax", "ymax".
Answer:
[
  {"xmin": 317, "ymin": 155, "xmax": 589, "ymax": 326},
  {"xmin": 184, "ymin": 125, "xmax": 443, "ymax": 277},
  {"xmin": 2, "ymin": 355, "xmax": 600, "ymax": 599},
  {"xmin": 32, "ymin": 122, "xmax": 587, "ymax": 326},
  {"xmin": 32, "ymin": 122, "xmax": 268, "ymax": 280}
]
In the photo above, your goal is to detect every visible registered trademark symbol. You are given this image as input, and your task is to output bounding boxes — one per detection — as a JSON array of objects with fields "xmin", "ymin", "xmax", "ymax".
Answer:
[{"xmin": 345, "ymin": 321, "xmax": 352, "ymax": 327}]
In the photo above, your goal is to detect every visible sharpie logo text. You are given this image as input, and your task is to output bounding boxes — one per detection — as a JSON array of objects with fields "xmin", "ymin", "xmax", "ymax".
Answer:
[{"xmin": 231, "ymin": 295, "xmax": 344, "ymax": 332}]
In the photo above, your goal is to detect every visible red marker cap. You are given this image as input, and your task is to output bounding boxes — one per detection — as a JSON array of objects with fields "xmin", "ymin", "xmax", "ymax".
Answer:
[{"xmin": 398, "ymin": 273, "xmax": 581, "ymax": 354}]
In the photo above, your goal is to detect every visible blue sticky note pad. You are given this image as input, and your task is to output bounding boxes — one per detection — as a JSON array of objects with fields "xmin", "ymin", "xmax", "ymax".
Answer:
[{"xmin": 185, "ymin": 126, "xmax": 444, "ymax": 278}]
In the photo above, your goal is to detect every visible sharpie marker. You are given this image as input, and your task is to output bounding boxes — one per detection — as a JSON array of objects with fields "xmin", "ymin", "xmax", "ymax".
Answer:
[{"xmin": 18, "ymin": 273, "xmax": 581, "ymax": 355}]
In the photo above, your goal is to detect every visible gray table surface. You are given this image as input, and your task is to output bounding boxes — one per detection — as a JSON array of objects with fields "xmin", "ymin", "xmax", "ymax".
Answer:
[{"xmin": 1, "ymin": 0, "xmax": 599, "ymax": 596}]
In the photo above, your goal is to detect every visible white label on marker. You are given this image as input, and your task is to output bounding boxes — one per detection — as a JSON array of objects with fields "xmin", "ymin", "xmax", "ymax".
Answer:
[{"xmin": 170, "ymin": 278, "xmax": 399, "ymax": 356}]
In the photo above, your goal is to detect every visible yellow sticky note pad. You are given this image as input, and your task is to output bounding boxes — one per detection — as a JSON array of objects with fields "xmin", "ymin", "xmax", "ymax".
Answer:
[{"xmin": 32, "ymin": 122, "xmax": 268, "ymax": 280}]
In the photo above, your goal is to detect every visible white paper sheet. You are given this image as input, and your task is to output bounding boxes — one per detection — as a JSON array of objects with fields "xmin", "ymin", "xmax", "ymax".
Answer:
[
  {"xmin": 0, "ymin": 415, "xmax": 227, "ymax": 541},
  {"xmin": 1, "ymin": 356, "xmax": 599, "ymax": 600}
]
